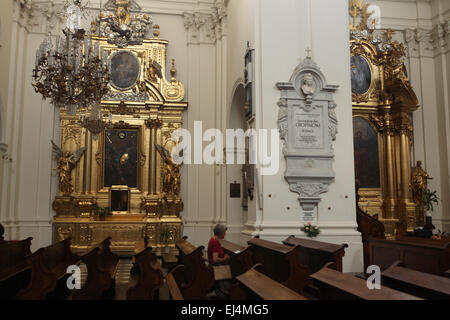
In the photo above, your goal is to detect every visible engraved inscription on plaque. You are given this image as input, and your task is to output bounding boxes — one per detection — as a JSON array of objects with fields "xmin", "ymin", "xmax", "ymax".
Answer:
[{"xmin": 294, "ymin": 106, "xmax": 323, "ymax": 149}]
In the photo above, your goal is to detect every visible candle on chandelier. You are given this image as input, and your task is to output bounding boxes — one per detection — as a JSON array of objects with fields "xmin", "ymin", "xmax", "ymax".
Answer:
[{"xmin": 94, "ymin": 42, "xmax": 99, "ymax": 58}]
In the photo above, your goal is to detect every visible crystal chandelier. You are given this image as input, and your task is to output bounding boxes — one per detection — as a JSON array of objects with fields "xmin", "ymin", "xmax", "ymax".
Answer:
[{"xmin": 32, "ymin": 0, "xmax": 112, "ymax": 136}]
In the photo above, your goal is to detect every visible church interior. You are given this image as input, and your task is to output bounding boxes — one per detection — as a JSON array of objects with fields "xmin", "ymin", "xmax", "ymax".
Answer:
[{"xmin": 0, "ymin": 0, "xmax": 449, "ymax": 301}]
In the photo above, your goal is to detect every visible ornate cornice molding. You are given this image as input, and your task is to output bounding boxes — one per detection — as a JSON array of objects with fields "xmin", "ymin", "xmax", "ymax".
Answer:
[
  {"xmin": 183, "ymin": 1, "xmax": 227, "ymax": 45},
  {"xmin": 13, "ymin": 0, "xmax": 77, "ymax": 34},
  {"xmin": 405, "ymin": 22, "xmax": 449, "ymax": 58}
]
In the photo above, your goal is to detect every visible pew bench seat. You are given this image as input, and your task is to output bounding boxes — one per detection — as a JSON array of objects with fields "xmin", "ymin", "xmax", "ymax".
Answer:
[
  {"xmin": 234, "ymin": 265, "xmax": 308, "ymax": 300},
  {"xmin": 382, "ymin": 261, "xmax": 450, "ymax": 300},
  {"xmin": 310, "ymin": 263, "xmax": 422, "ymax": 300}
]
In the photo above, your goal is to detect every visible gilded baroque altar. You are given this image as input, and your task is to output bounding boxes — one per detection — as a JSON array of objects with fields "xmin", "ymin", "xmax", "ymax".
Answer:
[
  {"xmin": 53, "ymin": 1, "xmax": 187, "ymax": 257},
  {"xmin": 349, "ymin": 0, "xmax": 420, "ymax": 238}
]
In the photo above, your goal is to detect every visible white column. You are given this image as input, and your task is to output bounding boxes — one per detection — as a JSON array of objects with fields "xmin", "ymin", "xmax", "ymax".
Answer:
[{"xmin": 252, "ymin": 0, "xmax": 362, "ymax": 272}]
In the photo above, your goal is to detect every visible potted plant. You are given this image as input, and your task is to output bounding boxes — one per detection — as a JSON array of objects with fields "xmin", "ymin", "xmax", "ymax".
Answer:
[
  {"xmin": 160, "ymin": 226, "xmax": 172, "ymax": 253},
  {"xmin": 93, "ymin": 204, "xmax": 112, "ymax": 221},
  {"xmin": 423, "ymin": 189, "xmax": 440, "ymax": 231}
]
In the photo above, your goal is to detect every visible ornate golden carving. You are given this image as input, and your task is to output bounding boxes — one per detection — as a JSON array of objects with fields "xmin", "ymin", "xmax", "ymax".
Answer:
[
  {"xmin": 349, "ymin": 0, "xmax": 370, "ymax": 31},
  {"xmin": 411, "ymin": 161, "xmax": 432, "ymax": 206},
  {"xmin": 155, "ymin": 145, "xmax": 182, "ymax": 196},
  {"xmin": 55, "ymin": 224, "xmax": 73, "ymax": 242},
  {"xmin": 145, "ymin": 118, "xmax": 163, "ymax": 129},
  {"xmin": 62, "ymin": 122, "xmax": 82, "ymax": 148},
  {"xmin": 53, "ymin": 7, "xmax": 187, "ymax": 256},
  {"xmin": 351, "ymin": 2, "xmax": 420, "ymax": 237},
  {"xmin": 52, "ymin": 141, "xmax": 86, "ymax": 195}
]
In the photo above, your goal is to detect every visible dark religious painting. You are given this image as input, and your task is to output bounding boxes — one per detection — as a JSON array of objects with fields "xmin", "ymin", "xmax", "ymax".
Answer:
[
  {"xmin": 111, "ymin": 189, "xmax": 129, "ymax": 212},
  {"xmin": 110, "ymin": 51, "xmax": 140, "ymax": 91},
  {"xmin": 353, "ymin": 117, "xmax": 381, "ymax": 188},
  {"xmin": 104, "ymin": 129, "xmax": 138, "ymax": 188},
  {"xmin": 351, "ymin": 55, "xmax": 372, "ymax": 95}
]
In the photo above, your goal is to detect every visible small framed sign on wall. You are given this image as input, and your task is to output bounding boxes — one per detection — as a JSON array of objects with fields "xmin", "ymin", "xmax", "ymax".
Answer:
[{"xmin": 230, "ymin": 181, "xmax": 241, "ymax": 198}]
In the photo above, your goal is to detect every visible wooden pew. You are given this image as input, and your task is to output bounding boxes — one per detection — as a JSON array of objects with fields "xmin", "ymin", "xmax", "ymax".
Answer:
[
  {"xmin": 247, "ymin": 237, "xmax": 311, "ymax": 294},
  {"xmin": 174, "ymin": 236, "xmax": 214, "ymax": 300},
  {"xmin": 0, "ymin": 237, "xmax": 33, "ymax": 299},
  {"xmin": 367, "ymin": 236, "xmax": 450, "ymax": 277},
  {"xmin": 233, "ymin": 264, "xmax": 308, "ymax": 300},
  {"xmin": 310, "ymin": 263, "xmax": 422, "ymax": 300},
  {"xmin": 219, "ymin": 239, "xmax": 253, "ymax": 277},
  {"xmin": 72, "ymin": 237, "xmax": 119, "ymax": 300},
  {"xmin": 16, "ymin": 238, "xmax": 80, "ymax": 300},
  {"xmin": 0, "ymin": 224, "xmax": 5, "ymax": 244},
  {"xmin": 126, "ymin": 238, "xmax": 164, "ymax": 300},
  {"xmin": 166, "ymin": 264, "xmax": 185, "ymax": 300},
  {"xmin": 381, "ymin": 261, "xmax": 450, "ymax": 300},
  {"xmin": 282, "ymin": 236, "xmax": 348, "ymax": 272},
  {"xmin": 355, "ymin": 183, "xmax": 386, "ymax": 271}
]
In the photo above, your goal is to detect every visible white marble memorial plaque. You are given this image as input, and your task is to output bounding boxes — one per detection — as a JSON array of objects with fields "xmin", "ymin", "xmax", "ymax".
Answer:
[
  {"xmin": 277, "ymin": 56, "xmax": 338, "ymax": 213},
  {"xmin": 294, "ymin": 107, "xmax": 323, "ymax": 148}
]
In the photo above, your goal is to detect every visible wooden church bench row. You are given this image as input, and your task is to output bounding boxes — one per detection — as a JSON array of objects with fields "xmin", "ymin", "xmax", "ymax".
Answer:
[
  {"xmin": 15, "ymin": 238, "xmax": 80, "ymax": 300},
  {"xmin": 0, "ymin": 236, "xmax": 120, "ymax": 300},
  {"xmin": 220, "ymin": 237, "xmax": 446, "ymax": 300},
  {"xmin": 174, "ymin": 236, "xmax": 215, "ymax": 300},
  {"xmin": 0, "ymin": 236, "xmax": 33, "ymax": 299},
  {"xmin": 232, "ymin": 264, "xmax": 308, "ymax": 300},
  {"xmin": 381, "ymin": 261, "xmax": 450, "ymax": 300},
  {"xmin": 72, "ymin": 237, "xmax": 120, "ymax": 300},
  {"xmin": 309, "ymin": 262, "xmax": 422, "ymax": 300},
  {"xmin": 126, "ymin": 237, "xmax": 164, "ymax": 300},
  {"xmin": 367, "ymin": 236, "xmax": 450, "ymax": 277}
]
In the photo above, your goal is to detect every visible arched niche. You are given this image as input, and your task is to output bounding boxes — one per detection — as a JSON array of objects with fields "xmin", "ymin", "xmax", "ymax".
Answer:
[{"xmin": 225, "ymin": 80, "xmax": 247, "ymax": 244}]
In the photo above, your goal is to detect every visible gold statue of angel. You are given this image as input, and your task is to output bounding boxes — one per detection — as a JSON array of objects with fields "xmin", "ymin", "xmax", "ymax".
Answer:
[
  {"xmin": 51, "ymin": 140, "xmax": 86, "ymax": 195},
  {"xmin": 155, "ymin": 144, "xmax": 183, "ymax": 196},
  {"xmin": 411, "ymin": 160, "xmax": 432, "ymax": 205}
]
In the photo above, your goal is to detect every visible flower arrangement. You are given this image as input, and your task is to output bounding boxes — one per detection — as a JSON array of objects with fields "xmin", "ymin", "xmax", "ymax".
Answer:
[
  {"xmin": 301, "ymin": 222, "xmax": 320, "ymax": 238},
  {"xmin": 432, "ymin": 230, "xmax": 448, "ymax": 241}
]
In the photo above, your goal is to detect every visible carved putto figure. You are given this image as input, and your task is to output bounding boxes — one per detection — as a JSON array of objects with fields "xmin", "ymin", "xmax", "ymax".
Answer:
[
  {"xmin": 93, "ymin": 0, "xmax": 152, "ymax": 48},
  {"xmin": 52, "ymin": 140, "xmax": 86, "ymax": 195},
  {"xmin": 155, "ymin": 144, "xmax": 182, "ymax": 196},
  {"xmin": 411, "ymin": 160, "xmax": 432, "ymax": 205}
]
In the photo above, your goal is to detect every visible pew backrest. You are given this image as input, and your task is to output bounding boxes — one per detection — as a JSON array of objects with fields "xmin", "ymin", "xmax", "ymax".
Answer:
[
  {"xmin": 247, "ymin": 237, "xmax": 311, "ymax": 294},
  {"xmin": 0, "ymin": 237, "xmax": 33, "ymax": 281},
  {"xmin": 219, "ymin": 239, "xmax": 253, "ymax": 277},
  {"xmin": 166, "ymin": 264, "xmax": 185, "ymax": 300},
  {"xmin": 283, "ymin": 235, "xmax": 348, "ymax": 272},
  {"xmin": 126, "ymin": 246, "xmax": 164, "ymax": 300},
  {"xmin": 367, "ymin": 236, "xmax": 450, "ymax": 276},
  {"xmin": 174, "ymin": 236, "xmax": 214, "ymax": 299}
]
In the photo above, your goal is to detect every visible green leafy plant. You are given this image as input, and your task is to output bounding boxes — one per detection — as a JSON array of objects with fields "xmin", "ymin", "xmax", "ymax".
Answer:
[
  {"xmin": 160, "ymin": 226, "xmax": 172, "ymax": 244},
  {"xmin": 423, "ymin": 189, "xmax": 440, "ymax": 212},
  {"xmin": 92, "ymin": 204, "xmax": 112, "ymax": 218},
  {"xmin": 301, "ymin": 222, "xmax": 320, "ymax": 238}
]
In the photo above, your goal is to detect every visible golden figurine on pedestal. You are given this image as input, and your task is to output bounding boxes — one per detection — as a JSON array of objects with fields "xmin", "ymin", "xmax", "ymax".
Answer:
[
  {"xmin": 411, "ymin": 160, "xmax": 432, "ymax": 206},
  {"xmin": 155, "ymin": 144, "xmax": 182, "ymax": 196},
  {"xmin": 51, "ymin": 140, "xmax": 86, "ymax": 195},
  {"xmin": 115, "ymin": 0, "xmax": 132, "ymax": 26}
]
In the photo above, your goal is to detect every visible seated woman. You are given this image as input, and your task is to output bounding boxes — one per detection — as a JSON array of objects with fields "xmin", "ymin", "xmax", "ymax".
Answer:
[{"xmin": 207, "ymin": 224, "xmax": 231, "ymax": 298}]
